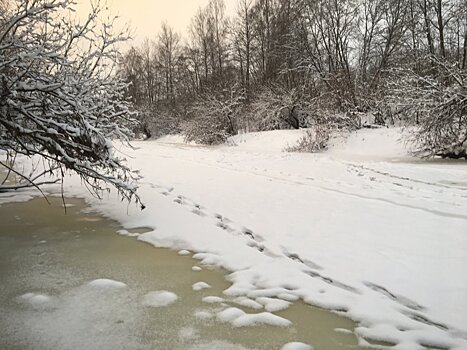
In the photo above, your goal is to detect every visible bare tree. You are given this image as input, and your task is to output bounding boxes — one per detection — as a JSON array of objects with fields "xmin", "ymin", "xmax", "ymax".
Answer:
[
  {"xmin": 157, "ymin": 23, "xmax": 181, "ymax": 103},
  {"xmin": 233, "ymin": 0, "xmax": 254, "ymax": 99}
]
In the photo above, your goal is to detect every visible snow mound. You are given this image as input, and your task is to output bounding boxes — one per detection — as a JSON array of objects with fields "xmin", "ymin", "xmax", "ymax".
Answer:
[
  {"xmin": 178, "ymin": 249, "xmax": 191, "ymax": 256},
  {"xmin": 155, "ymin": 134, "xmax": 187, "ymax": 144},
  {"xmin": 328, "ymin": 127, "xmax": 409, "ymax": 160},
  {"xmin": 192, "ymin": 266, "xmax": 202, "ymax": 271},
  {"xmin": 228, "ymin": 130, "xmax": 306, "ymax": 153},
  {"xmin": 192, "ymin": 282, "xmax": 211, "ymax": 291},
  {"xmin": 88, "ymin": 279, "xmax": 127, "ymax": 288},
  {"xmin": 281, "ymin": 342, "xmax": 313, "ymax": 350},
  {"xmin": 142, "ymin": 291, "xmax": 178, "ymax": 307}
]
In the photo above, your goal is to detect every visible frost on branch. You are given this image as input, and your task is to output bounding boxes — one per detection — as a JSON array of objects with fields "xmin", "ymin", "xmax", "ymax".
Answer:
[{"xmin": 0, "ymin": 0, "xmax": 144, "ymax": 207}]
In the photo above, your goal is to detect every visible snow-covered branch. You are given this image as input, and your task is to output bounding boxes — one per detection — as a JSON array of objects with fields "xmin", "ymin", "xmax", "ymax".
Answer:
[{"xmin": 0, "ymin": 0, "xmax": 144, "ymax": 207}]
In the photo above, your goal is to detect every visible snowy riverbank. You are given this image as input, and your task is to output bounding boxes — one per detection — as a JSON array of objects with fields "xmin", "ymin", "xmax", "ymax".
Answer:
[{"xmin": 3, "ymin": 127, "xmax": 467, "ymax": 349}]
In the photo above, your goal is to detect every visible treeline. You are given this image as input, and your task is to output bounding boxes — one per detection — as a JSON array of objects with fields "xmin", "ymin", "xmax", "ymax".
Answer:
[{"xmin": 120, "ymin": 0, "xmax": 467, "ymax": 157}]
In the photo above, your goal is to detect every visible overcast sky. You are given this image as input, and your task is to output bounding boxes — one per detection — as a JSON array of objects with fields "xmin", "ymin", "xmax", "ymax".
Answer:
[{"xmin": 76, "ymin": 0, "xmax": 236, "ymax": 45}]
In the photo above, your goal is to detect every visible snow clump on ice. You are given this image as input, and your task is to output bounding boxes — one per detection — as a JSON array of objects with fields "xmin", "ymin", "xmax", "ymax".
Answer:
[
  {"xmin": 232, "ymin": 297, "xmax": 263, "ymax": 310},
  {"xmin": 88, "ymin": 279, "xmax": 127, "ymax": 288},
  {"xmin": 19, "ymin": 293, "xmax": 52, "ymax": 307},
  {"xmin": 281, "ymin": 342, "xmax": 313, "ymax": 350},
  {"xmin": 202, "ymin": 296, "xmax": 224, "ymax": 304},
  {"xmin": 216, "ymin": 307, "xmax": 292, "ymax": 327},
  {"xmin": 192, "ymin": 282, "xmax": 211, "ymax": 291},
  {"xmin": 256, "ymin": 297, "xmax": 291, "ymax": 312},
  {"xmin": 143, "ymin": 291, "xmax": 178, "ymax": 307}
]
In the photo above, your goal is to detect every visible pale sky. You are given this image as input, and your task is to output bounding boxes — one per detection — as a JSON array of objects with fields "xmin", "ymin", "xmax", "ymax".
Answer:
[{"xmin": 76, "ymin": 0, "xmax": 236, "ymax": 45}]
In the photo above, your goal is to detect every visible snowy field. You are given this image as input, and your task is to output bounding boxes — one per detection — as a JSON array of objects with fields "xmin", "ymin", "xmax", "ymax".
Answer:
[{"xmin": 2, "ymin": 127, "xmax": 467, "ymax": 349}]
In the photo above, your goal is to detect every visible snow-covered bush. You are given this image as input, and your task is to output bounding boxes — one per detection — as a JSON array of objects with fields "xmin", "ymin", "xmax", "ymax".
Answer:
[
  {"xmin": 184, "ymin": 92, "xmax": 243, "ymax": 145},
  {"xmin": 0, "ymin": 0, "xmax": 143, "ymax": 206},
  {"xmin": 389, "ymin": 57, "xmax": 467, "ymax": 159},
  {"xmin": 248, "ymin": 88, "xmax": 308, "ymax": 131},
  {"xmin": 286, "ymin": 126, "xmax": 331, "ymax": 153}
]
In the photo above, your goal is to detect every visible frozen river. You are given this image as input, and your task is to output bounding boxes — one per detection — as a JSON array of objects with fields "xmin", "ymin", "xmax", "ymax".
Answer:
[{"xmin": 0, "ymin": 197, "xmax": 366, "ymax": 350}]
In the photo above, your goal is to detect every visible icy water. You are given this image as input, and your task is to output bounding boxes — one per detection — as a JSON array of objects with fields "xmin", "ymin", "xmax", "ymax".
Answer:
[{"xmin": 0, "ymin": 197, "xmax": 368, "ymax": 350}]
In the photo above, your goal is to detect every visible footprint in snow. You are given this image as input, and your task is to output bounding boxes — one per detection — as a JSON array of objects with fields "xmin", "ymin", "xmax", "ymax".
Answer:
[{"xmin": 192, "ymin": 205, "xmax": 206, "ymax": 217}]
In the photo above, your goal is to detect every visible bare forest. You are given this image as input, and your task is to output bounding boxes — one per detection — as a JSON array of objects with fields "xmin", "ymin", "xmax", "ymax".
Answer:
[{"xmin": 121, "ymin": 0, "xmax": 467, "ymax": 158}]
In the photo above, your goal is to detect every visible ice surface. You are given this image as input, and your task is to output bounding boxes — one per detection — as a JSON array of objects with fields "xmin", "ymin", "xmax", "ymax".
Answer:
[
  {"xmin": 142, "ymin": 291, "xmax": 178, "ymax": 307},
  {"xmin": 88, "ymin": 279, "xmax": 127, "ymax": 288},
  {"xmin": 178, "ymin": 327, "xmax": 199, "ymax": 340},
  {"xmin": 192, "ymin": 282, "xmax": 211, "ymax": 291},
  {"xmin": 281, "ymin": 342, "xmax": 313, "ymax": 350},
  {"xmin": 194, "ymin": 309, "xmax": 213, "ymax": 320},
  {"xmin": 188, "ymin": 341, "xmax": 252, "ymax": 350}
]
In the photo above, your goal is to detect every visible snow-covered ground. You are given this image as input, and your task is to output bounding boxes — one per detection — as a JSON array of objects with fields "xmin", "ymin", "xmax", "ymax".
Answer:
[{"xmin": 2, "ymin": 127, "xmax": 467, "ymax": 349}]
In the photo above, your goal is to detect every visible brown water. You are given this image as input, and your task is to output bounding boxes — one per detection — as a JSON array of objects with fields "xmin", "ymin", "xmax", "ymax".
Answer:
[{"xmin": 0, "ymin": 197, "xmax": 368, "ymax": 350}]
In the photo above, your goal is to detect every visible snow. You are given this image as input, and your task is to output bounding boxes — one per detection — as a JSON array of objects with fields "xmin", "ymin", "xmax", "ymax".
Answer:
[
  {"xmin": 228, "ymin": 129, "xmax": 306, "ymax": 153},
  {"xmin": 334, "ymin": 328, "xmax": 353, "ymax": 334},
  {"xmin": 178, "ymin": 249, "xmax": 191, "ymax": 256},
  {"xmin": 142, "ymin": 291, "xmax": 178, "ymax": 307},
  {"xmin": 255, "ymin": 297, "xmax": 291, "ymax": 312},
  {"xmin": 192, "ymin": 266, "xmax": 202, "ymax": 271},
  {"xmin": 19, "ymin": 293, "xmax": 52, "ymax": 307},
  {"xmin": 216, "ymin": 307, "xmax": 292, "ymax": 327},
  {"xmin": 232, "ymin": 297, "xmax": 263, "ymax": 310},
  {"xmin": 88, "ymin": 279, "xmax": 127, "ymax": 289},
  {"xmin": 192, "ymin": 282, "xmax": 212, "ymax": 291},
  {"xmin": 281, "ymin": 342, "xmax": 313, "ymax": 350},
  {"xmin": 117, "ymin": 229, "xmax": 140, "ymax": 237},
  {"xmin": 217, "ymin": 307, "xmax": 245, "ymax": 322},
  {"xmin": 202, "ymin": 296, "xmax": 224, "ymax": 304},
  {"xmin": 3, "ymin": 127, "xmax": 467, "ymax": 349},
  {"xmin": 328, "ymin": 127, "xmax": 409, "ymax": 161},
  {"xmin": 231, "ymin": 312, "xmax": 292, "ymax": 328}
]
